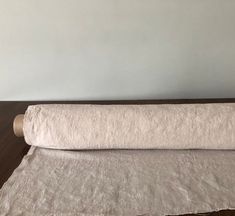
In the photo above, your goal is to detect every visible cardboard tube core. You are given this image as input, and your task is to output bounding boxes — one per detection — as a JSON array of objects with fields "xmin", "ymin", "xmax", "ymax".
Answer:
[{"xmin": 13, "ymin": 114, "xmax": 24, "ymax": 137}]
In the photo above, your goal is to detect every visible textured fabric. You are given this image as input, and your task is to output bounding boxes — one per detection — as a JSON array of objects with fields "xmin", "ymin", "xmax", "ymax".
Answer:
[
  {"xmin": 1, "ymin": 103, "xmax": 235, "ymax": 215},
  {"xmin": 24, "ymin": 103, "xmax": 235, "ymax": 150},
  {"xmin": 0, "ymin": 147, "xmax": 235, "ymax": 215}
]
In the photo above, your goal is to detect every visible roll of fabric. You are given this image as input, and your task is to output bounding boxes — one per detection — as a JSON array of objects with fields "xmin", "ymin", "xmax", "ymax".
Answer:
[{"xmin": 23, "ymin": 103, "xmax": 235, "ymax": 150}]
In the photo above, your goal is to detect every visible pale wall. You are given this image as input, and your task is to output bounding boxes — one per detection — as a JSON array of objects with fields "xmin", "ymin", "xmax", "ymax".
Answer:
[{"xmin": 1, "ymin": 0, "xmax": 235, "ymax": 100}]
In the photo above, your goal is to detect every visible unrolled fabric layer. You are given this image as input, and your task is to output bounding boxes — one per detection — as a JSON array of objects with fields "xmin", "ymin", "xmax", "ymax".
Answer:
[
  {"xmin": 0, "ymin": 147, "xmax": 235, "ymax": 215},
  {"xmin": 23, "ymin": 103, "xmax": 235, "ymax": 149}
]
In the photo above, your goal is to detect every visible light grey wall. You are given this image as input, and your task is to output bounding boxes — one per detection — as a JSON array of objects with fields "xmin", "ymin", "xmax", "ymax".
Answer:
[{"xmin": 1, "ymin": 0, "xmax": 235, "ymax": 100}]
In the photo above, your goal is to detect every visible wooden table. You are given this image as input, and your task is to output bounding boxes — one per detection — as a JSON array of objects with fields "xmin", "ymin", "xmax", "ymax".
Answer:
[{"xmin": 0, "ymin": 102, "xmax": 30, "ymax": 188}]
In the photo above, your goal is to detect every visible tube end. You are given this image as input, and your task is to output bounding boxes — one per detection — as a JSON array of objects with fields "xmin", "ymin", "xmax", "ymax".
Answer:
[{"xmin": 13, "ymin": 114, "xmax": 24, "ymax": 137}]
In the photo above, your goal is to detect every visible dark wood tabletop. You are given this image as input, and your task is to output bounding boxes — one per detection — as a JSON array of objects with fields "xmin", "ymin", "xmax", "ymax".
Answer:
[
  {"xmin": 0, "ymin": 102, "xmax": 30, "ymax": 188},
  {"xmin": 1, "ymin": 99, "xmax": 235, "ymax": 215}
]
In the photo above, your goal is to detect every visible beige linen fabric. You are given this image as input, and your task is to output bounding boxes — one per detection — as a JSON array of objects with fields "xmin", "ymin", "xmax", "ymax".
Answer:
[
  {"xmin": 0, "ymin": 147, "xmax": 235, "ymax": 215},
  {"xmin": 24, "ymin": 103, "xmax": 235, "ymax": 149},
  {"xmin": 1, "ymin": 103, "xmax": 235, "ymax": 215}
]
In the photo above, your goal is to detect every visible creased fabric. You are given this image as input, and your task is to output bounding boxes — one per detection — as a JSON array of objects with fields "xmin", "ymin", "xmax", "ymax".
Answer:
[
  {"xmin": 0, "ymin": 147, "xmax": 235, "ymax": 215},
  {"xmin": 24, "ymin": 103, "xmax": 235, "ymax": 149},
  {"xmin": 1, "ymin": 103, "xmax": 235, "ymax": 215}
]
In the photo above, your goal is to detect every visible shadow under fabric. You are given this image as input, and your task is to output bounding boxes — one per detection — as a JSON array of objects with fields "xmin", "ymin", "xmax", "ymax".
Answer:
[{"xmin": 0, "ymin": 104, "xmax": 235, "ymax": 215}]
